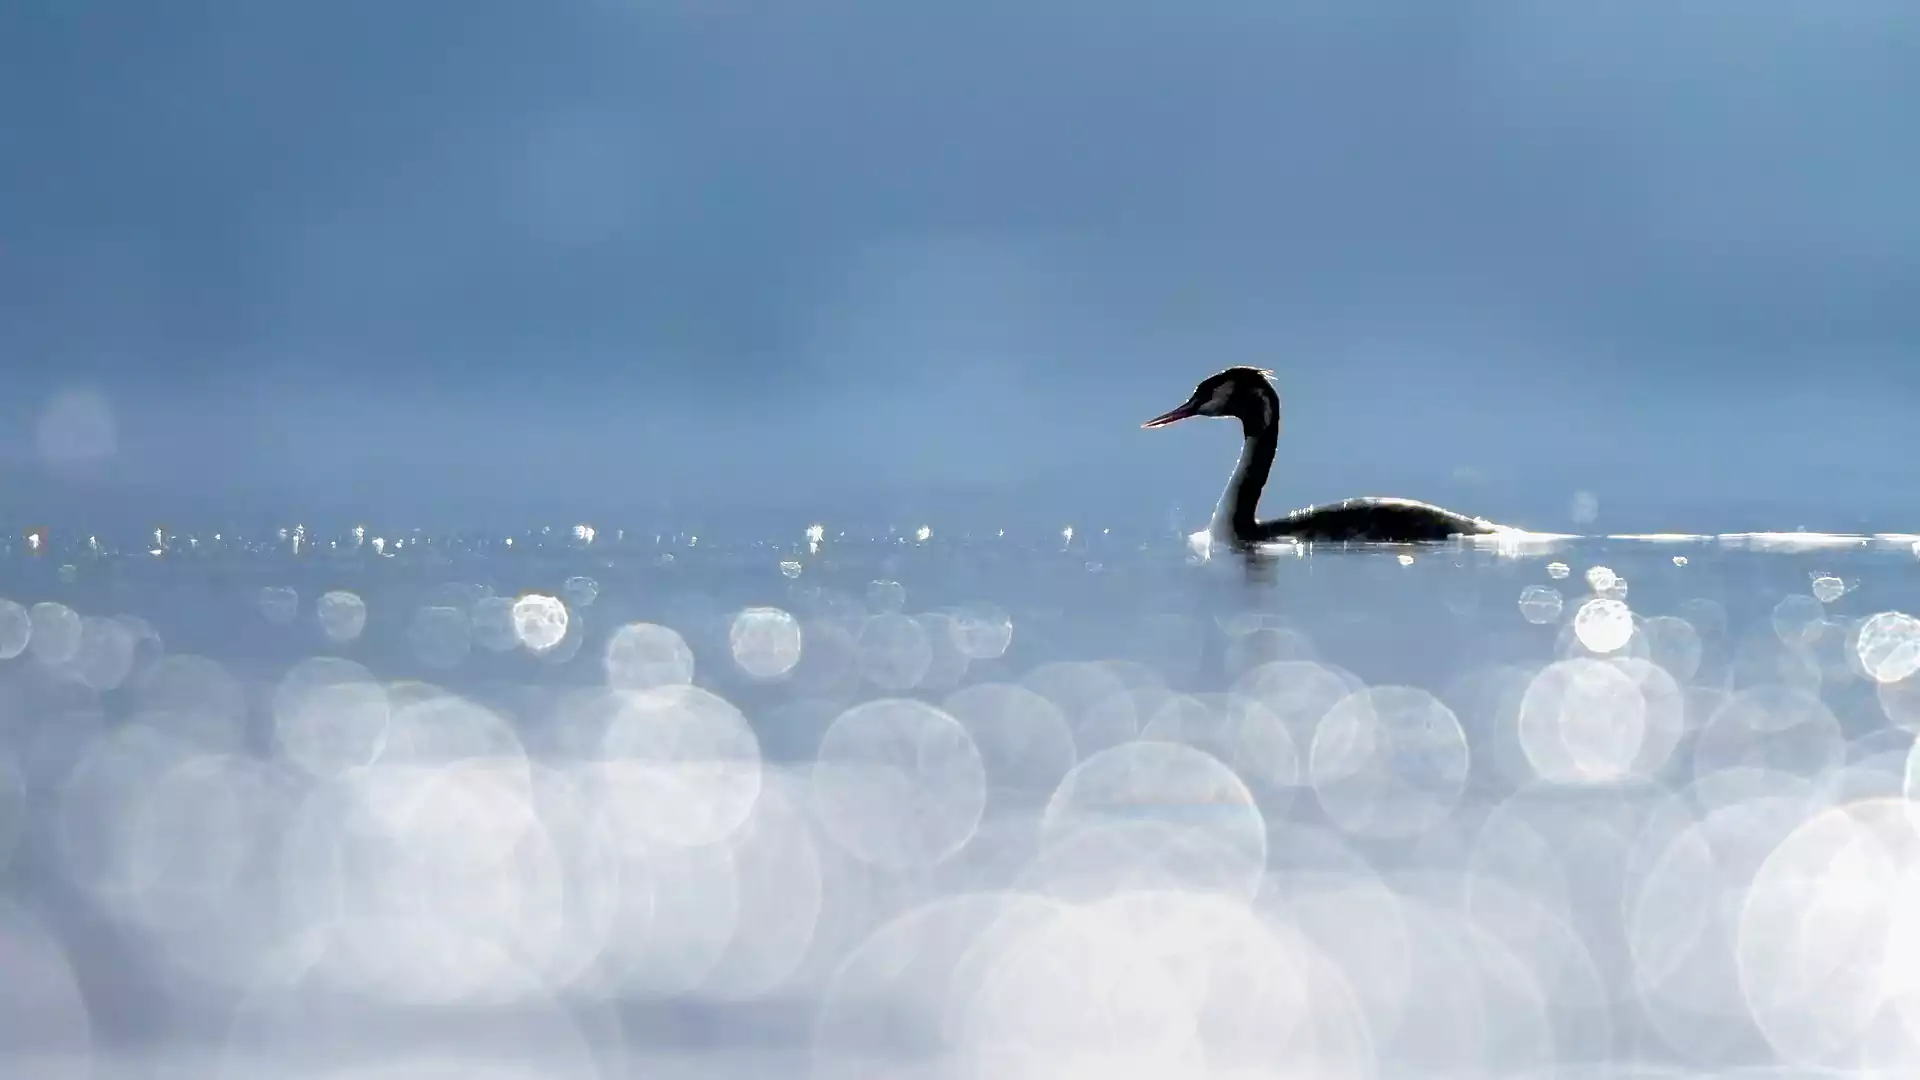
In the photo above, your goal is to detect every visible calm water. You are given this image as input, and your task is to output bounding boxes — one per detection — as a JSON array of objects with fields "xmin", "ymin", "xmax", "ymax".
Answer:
[{"xmin": 4, "ymin": 525, "xmax": 1920, "ymax": 1078}]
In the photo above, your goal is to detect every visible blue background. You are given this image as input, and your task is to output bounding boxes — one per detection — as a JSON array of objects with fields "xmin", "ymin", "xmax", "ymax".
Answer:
[{"xmin": 3, "ymin": 2, "xmax": 1916, "ymax": 533}]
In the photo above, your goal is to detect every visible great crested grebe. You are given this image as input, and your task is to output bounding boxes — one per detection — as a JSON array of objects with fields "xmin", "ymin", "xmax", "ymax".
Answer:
[{"xmin": 1143, "ymin": 366, "xmax": 1505, "ymax": 550}]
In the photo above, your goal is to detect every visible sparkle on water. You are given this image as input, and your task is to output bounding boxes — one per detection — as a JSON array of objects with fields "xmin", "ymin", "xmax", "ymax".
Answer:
[
  {"xmin": 511, "ymin": 593, "xmax": 571, "ymax": 653},
  {"xmin": 5, "ymin": 523, "xmax": 1920, "ymax": 1078}
]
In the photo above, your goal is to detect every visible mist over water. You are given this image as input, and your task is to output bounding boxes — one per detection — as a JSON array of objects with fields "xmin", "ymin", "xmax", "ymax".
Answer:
[{"xmin": 3, "ymin": 524, "xmax": 1920, "ymax": 1077}]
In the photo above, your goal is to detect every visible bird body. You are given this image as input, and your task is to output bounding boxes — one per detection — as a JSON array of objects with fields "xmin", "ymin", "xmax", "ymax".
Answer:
[
  {"xmin": 1256, "ymin": 496, "xmax": 1499, "ymax": 545},
  {"xmin": 1145, "ymin": 367, "xmax": 1505, "ymax": 551}
]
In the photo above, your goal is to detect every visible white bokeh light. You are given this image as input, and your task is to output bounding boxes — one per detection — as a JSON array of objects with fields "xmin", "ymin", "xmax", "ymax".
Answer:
[
  {"xmin": 812, "ymin": 698, "xmax": 986, "ymax": 870},
  {"xmin": 316, "ymin": 590, "xmax": 367, "ymax": 643},
  {"xmin": 597, "ymin": 684, "xmax": 765, "ymax": 850},
  {"xmin": 1310, "ymin": 685, "xmax": 1470, "ymax": 840},
  {"xmin": 1572, "ymin": 597, "xmax": 1634, "ymax": 653},
  {"xmin": 604, "ymin": 622, "xmax": 695, "ymax": 692},
  {"xmin": 1855, "ymin": 611, "xmax": 1920, "ymax": 684},
  {"xmin": 0, "ymin": 599, "xmax": 32, "ymax": 659},
  {"xmin": 1517, "ymin": 585, "xmax": 1563, "ymax": 625},
  {"xmin": 511, "ymin": 594, "xmax": 570, "ymax": 653},
  {"xmin": 729, "ymin": 606, "xmax": 803, "ymax": 679}
]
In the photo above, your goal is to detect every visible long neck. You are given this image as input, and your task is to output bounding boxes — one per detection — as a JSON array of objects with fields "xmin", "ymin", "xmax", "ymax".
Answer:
[{"xmin": 1210, "ymin": 409, "xmax": 1279, "ymax": 547}]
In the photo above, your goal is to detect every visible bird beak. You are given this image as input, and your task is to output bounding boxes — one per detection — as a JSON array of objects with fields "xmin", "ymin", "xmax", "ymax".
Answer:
[{"xmin": 1142, "ymin": 401, "xmax": 1201, "ymax": 429}]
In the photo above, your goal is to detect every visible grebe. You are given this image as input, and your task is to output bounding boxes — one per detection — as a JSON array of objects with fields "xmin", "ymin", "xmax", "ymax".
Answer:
[{"xmin": 1143, "ymin": 366, "xmax": 1504, "ymax": 550}]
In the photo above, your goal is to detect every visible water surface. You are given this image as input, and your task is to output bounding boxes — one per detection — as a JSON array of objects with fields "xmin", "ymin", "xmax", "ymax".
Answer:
[{"xmin": 4, "ymin": 524, "xmax": 1920, "ymax": 1078}]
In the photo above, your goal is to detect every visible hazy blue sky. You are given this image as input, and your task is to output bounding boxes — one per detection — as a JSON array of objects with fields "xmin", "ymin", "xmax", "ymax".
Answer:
[{"xmin": 2, "ymin": 2, "xmax": 1916, "ymax": 532}]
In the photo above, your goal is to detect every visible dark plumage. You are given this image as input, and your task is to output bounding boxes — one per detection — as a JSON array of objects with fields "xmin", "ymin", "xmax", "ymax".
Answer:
[{"xmin": 1143, "ymin": 367, "xmax": 1506, "ymax": 550}]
